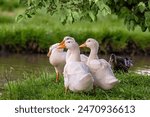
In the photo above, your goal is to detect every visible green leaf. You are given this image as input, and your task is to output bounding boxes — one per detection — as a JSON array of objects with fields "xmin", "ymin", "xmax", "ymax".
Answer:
[
  {"xmin": 104, "ymin": 5, "xmax": 111, "ymax": 14},
  {"xmin": 15, "ymin": 14, "xmax": 24, "ymax": 22},
  {"xmin": 130, "ymin": 20, "xmax": 135, "ymax": 31},
  {"xmin": 19, "ymin": 0, "xmax": 28, "ymax": 5},
  {"xmin": 145, "ymin": 11, "xmax": 150, "ymax": 18},
  {"xmin": 94, "ymin": 0, "xmax": 99, "ymax": 4},
  {"xmin": 120, "ymin": 7, "xmax": 130, "ymax": 18},
  {"xmin": 101, "ymin": 8, "xmax": 107, "ymax": 16},
  {"xmin": 89, "ymin": 0, "xmax": 92, "ymax": 5},
  {"xmin": 148, "ymin": 0, "xmax": 150, "ymax": 9},
  {"xmin": 125, "ymin": 14, "xmax": 136, "ymax": 31},
  {"xmin": 72, "ymin": 11, "xmax": 81, "ymax": 21},
  {"xmin": 141, "ymin": 26, "xmax": 147, "ymax": 32},
  {"xmin": 80, "ymin": 13, "xmax": 92, "ymax": 22},
  {"xmin": 126, "ymin": 20, "xmax": 130, "ymax": 31},
  {"xmin": 67, "ymin": 13, "xmax": 73, "ymax": 24},
  {"xmin": 134, "ymin": 15, "xmax": 138, "ymax": 22},
  {"xmin": 38, "ymin": 2, "xmax": 44, "ymax": 9},
  {"xmin": 89, "ymin": 11, "xmax": 96, "ymax": 21},
  {"xmin": 73, "ymin": 0, "xmax": 81, "ymax": 4},
  {"xmin": 145, "ymin": 12, "xmax": 150, "ymax": 27},
  {"xmin": 114, "ymin": 0, "xmax": 118, "ymax": 3},
  {"xmin": 96, "ymin": 1, "xmax": 105, "ymax": 10},
  {"xmin": 101, "ymin": 6, "xmax": 111, "ymax": 16},
  {"xmin": 140, "ymin": 22, "xmax": 147, "ymax": 32},
  {"xmin": 28, "ymin": 0, "xmax": 31, "ymax": 6},
  {"xmin": 60, "ymin": 14, "xmax": 67, "ymax": 24},
  {"xmin": 124, "ymin": 16, "xmax": 128, "ymax": 25},
  {"xmin": 138, "ymin": 2, "xmax": 146, "ymax": 13},
  {"xmin": 96, "ymin": 1, "xmax": 111, "ymax": 15},
  {"xmin": 26, "ymin": 14, "xmax": 32, "ymax": 18}
]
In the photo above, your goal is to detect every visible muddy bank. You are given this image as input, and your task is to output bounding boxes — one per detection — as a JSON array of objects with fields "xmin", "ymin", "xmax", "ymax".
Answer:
[
  {"xmin": 99, "ymin": 39, "xmax": 150, "ymax": 56},
  {"xmin": 0, "ymin": 40, "xmax": 47, "ymax": 55},
  {"xmin": 0, "ymin": 39, "xmax": 149, "ymax": 56}
]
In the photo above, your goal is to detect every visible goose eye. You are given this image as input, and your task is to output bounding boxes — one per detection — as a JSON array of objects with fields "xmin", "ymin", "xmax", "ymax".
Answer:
[
  {"xmin": 68, "ymin": 41, "xmax": 71, "ymax": 43},
  {"xmin": 88, "ymin": 40, "xmax": 91, "ymax": 42},
  {"xmin": 66, "ymin": 38, "xmax": 70, "ymax": 40}
]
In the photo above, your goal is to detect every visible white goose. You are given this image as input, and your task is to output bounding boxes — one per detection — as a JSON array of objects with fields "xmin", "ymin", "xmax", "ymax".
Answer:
[
  {"xmin": 80, "ymin": 38, "xmax": 119, "ymax": 90},
  {"xmin": 58, "ymin": 39, "xmax": 94, "ymax": 92},
  {"xmin": 47, "ymin": 43, "xmax": 66, "ymax": 82},
  {"xmin": 60, "ymin": 36, "xmax": 88, "ymax": 63}
]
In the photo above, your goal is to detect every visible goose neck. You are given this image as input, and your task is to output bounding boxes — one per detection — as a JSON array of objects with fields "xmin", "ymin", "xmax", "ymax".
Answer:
[
  {"xmin": 89, "ymin": 47, "xmax": 98, "ymax": 60},
  {"xmin": 67, "ymin": 47, "xmax": 81, "ymax": 62}
]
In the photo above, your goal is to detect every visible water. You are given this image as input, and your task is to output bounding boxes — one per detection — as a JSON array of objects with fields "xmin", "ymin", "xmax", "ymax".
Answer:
[
  {"xmin": 0, "ymin": 54, "xmax": 150, "ymax": 91},
  {"xmin": 0, "ymin": 54, "xmax": 54, "ymax": 91},
  {"xmin": 131, "ymin": 56, "xmax": 150, "ymax": 75}
]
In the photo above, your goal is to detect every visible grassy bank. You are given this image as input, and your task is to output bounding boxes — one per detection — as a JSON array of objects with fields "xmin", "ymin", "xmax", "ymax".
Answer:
[
  {"xmin": 0, "ymin": 0, "xmax": 20, "ymax": 11},
  {"xmin": 0, "ymin": 8, "xmax": 150, "ymax": 55},
  {"xmin": 1, "ymin": 72, "xmax": 150, "ymax": 100}
]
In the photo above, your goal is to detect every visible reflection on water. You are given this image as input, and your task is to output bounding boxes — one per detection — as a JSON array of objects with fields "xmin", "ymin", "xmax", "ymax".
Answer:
[
  {"xmin": 0, "ymin": 54, "xmax": 54, "ymax": 90},
  {"xmin": 135, "ymin": 69, "xmax": 150, "ymax": 76},
  {"xmin": 0, "ymin": 54, "xmax": 150, "ymax": 90},
  {"xmin": 130, "ymin": 56, "xmax": 150, "ymax": 76}
]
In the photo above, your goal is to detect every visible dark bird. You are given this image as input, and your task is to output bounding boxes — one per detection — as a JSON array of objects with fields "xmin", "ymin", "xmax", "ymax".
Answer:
[{"xmin": 109, "ymin": 54, "xmax": 133, "ymax": 73}]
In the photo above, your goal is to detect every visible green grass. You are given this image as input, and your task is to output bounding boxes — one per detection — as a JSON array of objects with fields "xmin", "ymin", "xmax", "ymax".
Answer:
[
  {"xmin": 0, "ymin": 0, "xmax": 21, "ymax": 11},
  {"xmin": 1, "ymin": 71, "xmax": 150, "ymax": 100},
  {"xmin": 0, "ymin": 8, "xmax": 150, "ymax": 54}
]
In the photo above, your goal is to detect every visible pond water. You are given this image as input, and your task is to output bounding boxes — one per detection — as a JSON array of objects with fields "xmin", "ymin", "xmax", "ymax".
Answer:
[
  {"xmin": 0, "ymin": 54, "xmax": 54, "ymax": 91},
  {"xmin": 0, "ymin": 54, "xmax": 150, "ymax": 91}
]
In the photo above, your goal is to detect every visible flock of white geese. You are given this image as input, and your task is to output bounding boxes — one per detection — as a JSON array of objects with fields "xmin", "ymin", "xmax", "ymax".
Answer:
[{"xmin": 47, "ymin": 36, "xmax": 119, "ymax": 93}]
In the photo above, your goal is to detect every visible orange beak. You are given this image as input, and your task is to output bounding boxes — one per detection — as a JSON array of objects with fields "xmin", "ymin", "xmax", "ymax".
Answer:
[
  {"xmin": 59, "ymin": 40, "xmax": 65, "ymax": 45},
  {"xmin": 58, "ymin": 42, "xmax": 66, "ymax": 49},
  {"xmin": 47, "ymin": 50, "xmax": 51, "ymax": 57},
  {"xmin": 79, "ymin": 43, "xmax": 87, "ymax": 48}
]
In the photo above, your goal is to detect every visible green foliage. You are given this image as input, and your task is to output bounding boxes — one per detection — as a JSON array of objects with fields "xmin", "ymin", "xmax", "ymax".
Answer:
[
  {"xmin": 138, "ymin": 2, "xmax": 146, "ymax": 13},
  {"xmin": 107, "ymin": 0, "xmax": 150, "ymax": 31},
  {"xmin": 18, "ymin": 0, "xmax": 111, "ymax": 23},
  {"xmin": 18, "ymin": 0, "xmax": 150, "ymax": 31},
  {"xmin": 148, "ymin": 0, "xmax": 150, "ymax": 9},
  {"xmin": 1, "ymin": 72, "xmax": 150, "ymax": 100},
  {"xmin": 15, "ymin": 14, "xmax": 24, "ymax": 22},
  {"xmin": 145, "ymin": 11, "xmax": 150, "ymax": 31}
]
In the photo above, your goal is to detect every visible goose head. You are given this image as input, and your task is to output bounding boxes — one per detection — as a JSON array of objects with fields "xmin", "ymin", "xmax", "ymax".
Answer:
[
  {"xmin": 58, "ymin": 39, "xmax": 81, "ymax": 62},
  {"xmin": 59, "ymin": 36, "xmax": 75, "ymax": 46},
  {"xmin": 58, "ymin": 39, "xmax": 78, "ymax": 50},
  {"xmin": 109, "ymin": 54, "xmax": 117, "ymax": 64},
  {"xmin": 47, "ymin": 43, "xmax": 63, "ymax": 57},
  {"xmin": 80, "ymin": 38, "xmax": 99, "ymax": 50}
]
